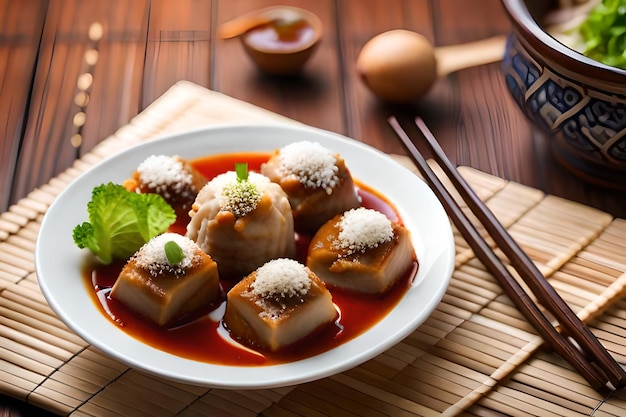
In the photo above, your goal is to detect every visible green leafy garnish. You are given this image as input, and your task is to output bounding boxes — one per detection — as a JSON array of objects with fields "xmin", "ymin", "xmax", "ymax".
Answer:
[
  {"xmin": 235, "ymin": 162, "xmax": 248, "ymax": 182},
  {"xmin": 72, "ymin": 182, "xmax": 176, "ymax": 264},
  {"xmin": 164, "ymin": 240, "xmax": 185, "ymax": 264},
  {"xmin": 578, "ymin": 0, "xmax": 626, "ymax": 69}
]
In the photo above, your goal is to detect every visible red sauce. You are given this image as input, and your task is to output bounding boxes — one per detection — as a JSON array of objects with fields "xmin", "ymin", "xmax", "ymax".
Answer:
[
  {"xmin": 244, "ymin": 19, "xmax": 316, "ymax": 52},
  {"xmin": 84, "ymin": 152, "xmax": 417, "ymax": 366}
]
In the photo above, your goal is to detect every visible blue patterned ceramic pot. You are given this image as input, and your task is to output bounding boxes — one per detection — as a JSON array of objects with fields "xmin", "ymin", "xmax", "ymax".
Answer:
[{"xmin": 501, "ymin": 0, "xmax": 626, "ymax": 189}]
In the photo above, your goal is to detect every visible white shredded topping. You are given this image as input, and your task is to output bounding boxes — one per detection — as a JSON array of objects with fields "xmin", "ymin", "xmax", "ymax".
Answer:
[
  {"xmin": 277, "ymin": 141, "xmax": 339, "ymax": 194},
  {"xmin": 136, "ymin": 155, "xmax": 193, "ymax": 198},
  {"xmin": 251, "ymin": 259, "xmax": 312, "ymax": 298},
  {"xmin": 334, "ymin": 208, "xmax": 393, "ymax": 255},
  {"xmin": 133, "ymin": 233, "xmax": 200, "ymax": 277}
]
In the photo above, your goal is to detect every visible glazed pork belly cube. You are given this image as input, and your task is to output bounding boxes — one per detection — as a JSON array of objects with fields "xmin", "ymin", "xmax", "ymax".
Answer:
[
  {"xmin": 123, "ymin": 155, "xmax": 208, "ymax": 220},
  {"xmin": 186, "ymin": 170, "xmax": 296, "ymax": 280},
  {"xmin": 223, "ymin": 258, "xmax": 337, "ymax": 351},
  {"xmin": 307, "ymin": 208, "xmax": 415, "ymax": 295},
  {"xmin": 260, "ymin": 141, "xmax": 361, "ymax": 234},
  {"xmin": 111, "ymin": 233, "xmax": 221, "ymax": 326}
]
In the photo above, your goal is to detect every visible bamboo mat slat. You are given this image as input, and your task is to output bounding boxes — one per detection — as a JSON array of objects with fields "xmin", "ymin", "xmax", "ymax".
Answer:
[{"xmin": 1, "ymin": 81, "xmax": 626, "ymax": 416}]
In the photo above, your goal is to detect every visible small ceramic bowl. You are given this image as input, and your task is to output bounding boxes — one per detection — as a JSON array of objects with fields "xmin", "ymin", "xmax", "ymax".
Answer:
[
  {"xmin": 220, "ymin": 6, "xmax": 323, "ymax": 75},
  {"xmin": 501, "ymin": 0, "xmax": 626, "ymax": 189}
]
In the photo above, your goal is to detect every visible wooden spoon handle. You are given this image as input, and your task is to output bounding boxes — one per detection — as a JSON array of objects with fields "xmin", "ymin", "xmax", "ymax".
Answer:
[
  {"xmin": 434, "ymin": 35, "xmax": 507, "ymax": 78},
  {"xmin": 218, "ymin": 6, "xmax": 303, "ymax": 39}
]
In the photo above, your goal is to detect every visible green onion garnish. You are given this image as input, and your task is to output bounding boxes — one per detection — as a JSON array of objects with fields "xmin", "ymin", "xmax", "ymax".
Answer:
[
  {"xmin": 235, "ymin": 162, "xmax": 248, "ymax": 182},
  {"xmin": 164, "ymin": 240, "xmax": 185, "ymax": 264}
]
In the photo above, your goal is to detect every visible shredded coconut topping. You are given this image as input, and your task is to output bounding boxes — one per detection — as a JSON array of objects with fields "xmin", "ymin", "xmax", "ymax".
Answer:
[
  {"xmin": 277, "ymin": 141, "xmax": 340, "ymax": 194},
  {"xmin": 251, "ymin": 259, "xmax": 312, "ymax": 298},
  {"xmin": 334, "ymin": 208, "xmax": 393, "ymax": 255},
  {"xmin": 133, "ymin": 233, "xmax": 200, "ymax": 277},
  {"xmin": 136, "ymin": 155, "xmax": 193, "ymax": 198}
]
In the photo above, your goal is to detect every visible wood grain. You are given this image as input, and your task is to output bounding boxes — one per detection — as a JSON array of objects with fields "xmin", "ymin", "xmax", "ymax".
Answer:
[
  {"xmin": 2, "ymin": 3, "xmax": 626, "ymax": 413},
  {"xmin": 0, "ymin": 0, "xmax": 47, "ymax": 212},
  {"xmin": 3, "ymin": 0, "xmax": 626, "ymax": 218}
]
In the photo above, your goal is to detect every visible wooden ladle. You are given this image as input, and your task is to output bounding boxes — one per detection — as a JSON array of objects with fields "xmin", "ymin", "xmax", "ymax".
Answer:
[
  {"xmin": 218, "ymin": 6, "xmax": 308, "ymax": 39},
  {"xmin": 357, "ymin": 30, "xmax": 508, "ymax": 102}
]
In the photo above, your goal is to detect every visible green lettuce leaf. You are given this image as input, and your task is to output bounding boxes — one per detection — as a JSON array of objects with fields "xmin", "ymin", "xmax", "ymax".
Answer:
[
  {"xmin": 579, "ymin": 0, "xmax": 626, "ymax": 69},
  {"xmin": 72, "ymin": 182, "xmax": 176, "ymax": 264}
]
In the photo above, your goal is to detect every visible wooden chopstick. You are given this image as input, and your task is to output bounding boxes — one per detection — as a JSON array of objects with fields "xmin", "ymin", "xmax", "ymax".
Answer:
[
  {"xmin": 388, "ymin": 116, "xmax": 626, "ymax": 391},
  {"xmin": 411, "ymin": 117, "xmax": 626, "ymax": 388}
]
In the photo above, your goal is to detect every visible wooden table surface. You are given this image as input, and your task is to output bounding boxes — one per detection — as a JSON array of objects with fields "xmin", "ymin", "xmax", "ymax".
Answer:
[{"xmin": 2, "ymin": 0, "xmax": 625, "ymax": 415}]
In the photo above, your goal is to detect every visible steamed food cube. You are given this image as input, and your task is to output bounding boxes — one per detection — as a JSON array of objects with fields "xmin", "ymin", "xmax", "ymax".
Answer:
[
  {"xmin": 223, "ymin": 259, "xmax": 337, "ymax": 351},
  {"xmin": 261, "ymin": 141, "xmax": 361, "ymax": 234},
  {"xmin": 111, "ymin": 233, "xmax": 221, "ymax": 326},
  {"xmin": 307, "ymin": 208, "xmax": 415, "ymax": 294},
  {"xmin": 186, "ymin": 171, "xmax": 296, "ymax": 280}
]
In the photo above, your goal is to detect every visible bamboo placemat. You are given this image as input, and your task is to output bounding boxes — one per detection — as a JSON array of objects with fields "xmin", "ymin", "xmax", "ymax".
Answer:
[{"xmin": 2, "ymin": 81, "xmax": 626, "ymax": 416}]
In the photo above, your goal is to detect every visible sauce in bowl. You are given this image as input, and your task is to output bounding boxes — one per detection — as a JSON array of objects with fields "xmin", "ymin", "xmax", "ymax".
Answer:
[
  {"xmin": 244, "ymin": 19, "xmax": 317, "ymax": 52},
  {"xmin": 225, "ymin": 6, "xmax": 323, "ymax": 74}
]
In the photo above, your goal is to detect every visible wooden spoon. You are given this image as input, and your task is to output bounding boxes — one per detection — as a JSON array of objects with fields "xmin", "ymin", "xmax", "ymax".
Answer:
[
  {"xmin": 218, "ymin": 6, "xmax": 307, "ymax": 39},
  {"xmin": 434, "ymin": 35, "xmax": 507, "ymax": 79},
  {"xmin": 356, "ymin": 32, "xmax": 507, "ymax": 102},
  {"xmin": 434, "ymin": 1, "xmax": 598, "ymax": 81},
  {"xmin": 434, "ymin": 0, "xmax": 599, "ymax": 76}
]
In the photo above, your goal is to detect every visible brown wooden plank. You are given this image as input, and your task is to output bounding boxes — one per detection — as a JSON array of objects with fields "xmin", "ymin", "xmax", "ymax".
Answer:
[
  {"xmin": 78, "ymin": 0, "xmax": 150, "ymax": 153},
  {"xmin": 13, "ymin": 0, "xmax": 85, "ymax": 202},
  {"xmin": 0, "ymin": 0, "xmax": 48, "ymax": 212},
  {"xmin": 141, "ymin": 0, "xmax": 213, "ymax": 107},
  {"xmin": 427, "ymin": 0, "xmax": 533, "ymax": 184},
  {"xmin": 213, "ymin": 0, "xmax": 344, "ymax": 133},
  {"xmin": 11, "ymin": 0, "xmax": 151, "ymax": 204},
  {"xmin": 337, "ymin": 0, "xmax": 434, "ymax": 155}
]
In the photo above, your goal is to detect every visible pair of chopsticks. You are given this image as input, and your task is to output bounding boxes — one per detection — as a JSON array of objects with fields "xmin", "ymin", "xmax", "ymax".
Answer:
[{"xmin": 388, "ymin": 116, "xmax": 626, "ymax": 391}]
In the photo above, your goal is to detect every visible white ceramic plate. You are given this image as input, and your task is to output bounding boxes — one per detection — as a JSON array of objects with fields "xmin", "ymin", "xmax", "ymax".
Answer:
[{"xmin": 36, "ymin": 124, "xmax": 454, "ymax": 389}]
